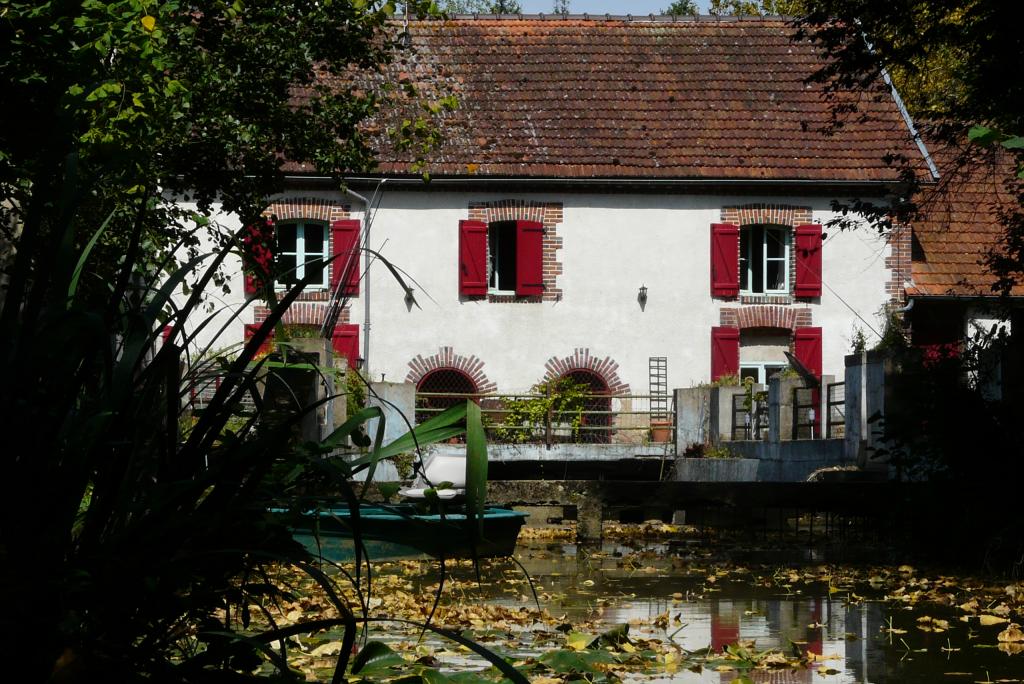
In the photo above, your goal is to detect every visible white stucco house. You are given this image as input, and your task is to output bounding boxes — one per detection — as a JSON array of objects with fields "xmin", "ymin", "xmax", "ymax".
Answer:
[{"xmin": 182, "ymin": 16, "xmax": 933, "ymax": 428}]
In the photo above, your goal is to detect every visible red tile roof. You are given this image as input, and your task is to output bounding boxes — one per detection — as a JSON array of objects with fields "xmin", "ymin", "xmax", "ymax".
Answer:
[
  {"xmin": 909, "ymin": 141, "xmax": 1024, "ymax": 297},
  {"xmin": 326, "ymin": 17, "xmax": 930, "ymax": 182}
]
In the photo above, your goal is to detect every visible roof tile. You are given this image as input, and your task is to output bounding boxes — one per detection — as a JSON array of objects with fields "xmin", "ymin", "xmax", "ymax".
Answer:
[{"xmin": 333, "ymin": 18, "xmax": 929, "ymax": 182}]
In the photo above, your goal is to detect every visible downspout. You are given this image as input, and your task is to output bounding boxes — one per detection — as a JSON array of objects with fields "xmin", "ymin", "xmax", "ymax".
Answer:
[
  {"xmin": 342, "ymin": 178, "xmax": 389, "ymax": 374},
  {"xmin": 341, "ymin": 186, "xmax": 371, "ymax": 372}
]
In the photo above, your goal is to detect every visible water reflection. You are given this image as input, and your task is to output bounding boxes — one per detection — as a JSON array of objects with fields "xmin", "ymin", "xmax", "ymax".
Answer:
[{"xmin": 508, "ymin": 540, "xmax": 1020, "ymax": 683}]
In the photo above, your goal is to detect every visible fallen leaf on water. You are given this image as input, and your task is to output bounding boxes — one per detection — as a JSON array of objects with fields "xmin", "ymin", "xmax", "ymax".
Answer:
[
  {"xmin": 998, "ymin": 623, "xmax": 1024, "ymax": 643},
  {"xmin": 309, "ymin": 642, "xmax": 343, "ymax": 657},
  {"xmin": 959, "ymin": 599, "xmax": 980, "ymax": 613},
  {"xmin": 979, "ymin": 615, "xmax": 1009, "ymax": 626},
  {"xmin": 990, "ymin": 603, "xmax": 1011, "ymax": 617}
]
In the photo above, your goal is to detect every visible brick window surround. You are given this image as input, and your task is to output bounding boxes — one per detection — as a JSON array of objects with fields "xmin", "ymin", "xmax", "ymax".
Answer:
[
  {"xmin": 542, "ymin": 348, "xmax": 630, "ymax": 395},
  {"xmin": 251, "ymin": 197, "xmax": 352, "ymax": 328},
  {"xmin": 405, "ymin": 346, "xmax": 497, "ymax": 393},
  {"xmin": 720, "ymin": 203, "xmax": 814, "ymax": 304},
  {"xmin": 719, "ymin": 305, "xmax": 813, "ymax": 330},
  {"xmin": 718, "ymin": 306, "xmax": 814, "ymax": 362},
  {"xmin": 261, "ymin": 197, "xmax": 352, "ymax": 303},
  {"xmin": 467, "ymin": 200, "xmax": 563, "ymax": 302}
]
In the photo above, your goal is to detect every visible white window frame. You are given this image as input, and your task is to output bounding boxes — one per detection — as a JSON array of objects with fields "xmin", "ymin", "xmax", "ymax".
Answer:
[
  {"xmin": 275, "ymin": 221, "xmax": 328, "ymax": 291},
  {"xmin": 740, "ymin": 363, "xmax": 788, "ymax": 386},
  {"xmin": 740, "ymin": 225, "xmax": 790, "ymax": 295}
]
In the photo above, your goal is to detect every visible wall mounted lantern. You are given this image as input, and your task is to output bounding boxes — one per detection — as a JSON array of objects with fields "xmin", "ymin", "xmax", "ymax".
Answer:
[{"xmin": 638, "ymin": 285, "xmax": 648, "ymax": 311}]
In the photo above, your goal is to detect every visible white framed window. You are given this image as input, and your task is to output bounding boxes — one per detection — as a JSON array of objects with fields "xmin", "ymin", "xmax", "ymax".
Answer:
[
  {"xmin": 487, "ymin": 220, "xmax": 518, "ymax": 294},
  {"xmin": 740, "ymin": 363, "xmax": 787, "ymax": 386},
  {"xmin": 276, "ymin": 221, "xmax": 327, "ymax": 289},
  {"xmin": 740, "ymin": 225, "xmax": 789, "ymax": 294}
]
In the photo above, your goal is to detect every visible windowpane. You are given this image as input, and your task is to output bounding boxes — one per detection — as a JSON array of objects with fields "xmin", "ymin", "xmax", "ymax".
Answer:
[
  {"xmin": 765, "ymin": 365, "xmax": 786, "ymax": 381},
  {"xmin": 304, "ymin": 257, "xmax": 325, "ymax": 286},
  {"xmin": 304, "ymin": 224, "xmax": 324, "ymax": 255},
  {"xmin": 766, "ymin": 228, "xmax": 786, "ymax": 258},
  {"xmin": 488, "ymin": 221, "xmax": 517, "ymax": 292},
  {"xmin": 740, "ymin": 367, "xmax": 760, "ymax": 384},
  {"xmin": 277, "ymin": 225, "xmax": 297, "ymax": 254},
  {"xmin": 277, "ymin": 254, "xmax": 297, "ymax": 284},
  {"xmin": 750, "ymin": 234, "xmax": 764, "ymax": 293},
  {"xmin": 766, "ymin": 260, "xmax": 785, "ymax": 291}
]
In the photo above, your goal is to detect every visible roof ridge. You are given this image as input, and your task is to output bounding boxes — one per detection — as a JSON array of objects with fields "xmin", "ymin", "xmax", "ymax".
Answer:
[{"xmin": 432, "ymin": 14, "xmax": 794, "ymax": 22}]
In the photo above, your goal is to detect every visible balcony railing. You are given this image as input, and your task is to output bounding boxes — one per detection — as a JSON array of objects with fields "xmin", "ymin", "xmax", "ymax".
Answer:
[{"xmin": 416, "ymin": 392, "xmax": 675, "ymax": 447}]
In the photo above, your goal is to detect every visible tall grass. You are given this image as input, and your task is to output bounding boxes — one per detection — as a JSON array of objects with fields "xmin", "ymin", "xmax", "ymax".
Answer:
[{"xmin": 0, "ymin": 157, "xmax": 515, "ymax": 683}]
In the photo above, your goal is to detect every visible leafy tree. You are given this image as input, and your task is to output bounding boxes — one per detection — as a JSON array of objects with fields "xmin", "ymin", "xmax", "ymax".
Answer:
[
  {"xmin": 554, "ymin": 0, "xmax": 571, "ymax": 15},
  {"xmin": 0, "ymin": 0, "xmax": 447, "ymax": 303},
  {"xmin": 441, "ymin": 0, "xmax": 523, "ymax": 12},
  {"xmin": 0, "ymin": 1, "xmax": 472, "ymax": 681},
  {"xmin": 709, "ymin": 0, "xmax": 808, "ymax": 15},
  {"xmin": 794, "ymin": 1, "xmax": 1024, "ymax": 293},
  {"xmin": 662, "ymin": 1, "xmax": 700, "ymax": 15}
]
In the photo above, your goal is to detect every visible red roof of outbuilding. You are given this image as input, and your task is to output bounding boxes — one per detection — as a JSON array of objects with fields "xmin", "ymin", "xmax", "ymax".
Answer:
[{"xmin": 908, "ymin": 140, "xmax": 1023, "ymax": 298}]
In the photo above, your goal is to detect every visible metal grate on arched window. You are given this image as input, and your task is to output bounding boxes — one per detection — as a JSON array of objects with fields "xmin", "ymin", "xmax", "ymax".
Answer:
[
  {"xmin": 415, "ymin": 368, "xmax": 478, "ymax": 426},
  {"xmin": 559, "ymin": 369, "xmax": 611, "ymax": 444}
]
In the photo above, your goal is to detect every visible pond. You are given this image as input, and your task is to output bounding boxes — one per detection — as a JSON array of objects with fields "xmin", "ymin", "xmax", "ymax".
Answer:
[
  {"xmin": 277, "ymin": 525, "xmax": 1024, "ymax": 683},
  {"xmin": 506, "ymin": 536, "xmax": 1023, "ymax": 683}
]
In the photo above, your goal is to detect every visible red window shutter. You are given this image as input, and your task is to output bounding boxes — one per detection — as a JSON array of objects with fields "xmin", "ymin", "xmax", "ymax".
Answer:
[
  {"xmin": 458, "ymin": 220, "xmax": 488, "ymax": 296},
  {"xmin": 710, "ymin": 223, "xmax": 740, "ymax": 297},
  {"xmin": 793, "ymin": 327, "xmax": 823, "ymax": 379},
  {"xmin": 794, "ymin": 224, "xmax": 823, "ymax": 297},
  {"xmin": 515, "ymin": 220, "xmax": 545, "ymax": 296},
  {"xmin": 711, "ymin": 326, "xmax": 740, "ymax": 381},
  {"xmin": 244, "ymin": 323, "xmax": 275, "ymax": 356},
  {"xmin": 330, "ymin": 219, "xmax": 361, "ymax": 296},
  {"xmin": 243, "ymin": 218, "xmax": 275, "ymax": 296},
  {"xmin": 331, "ymin": 323, "xmax": 360, "ymax": 369},
  {"xmin": 243, "ymin": 223, "xmax": 256, "ymax": 295}
]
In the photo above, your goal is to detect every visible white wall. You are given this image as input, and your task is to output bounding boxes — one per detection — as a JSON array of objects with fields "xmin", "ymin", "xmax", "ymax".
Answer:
[
  {"xmin": 180, "ymin": 189, "xmax": 894, "ymax": 393},
  {"xmin": 167, "ymin": 201, "xmax": 248, "ymax": 359},
  {"xmin": 358, "ymin": 191, "xmax": 892, "ymax": 392}
]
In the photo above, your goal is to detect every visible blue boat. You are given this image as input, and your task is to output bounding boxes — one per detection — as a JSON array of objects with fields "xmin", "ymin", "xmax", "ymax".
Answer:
[{"xmin": 288, "ymin": 505, "xmax": 528, "ymax": 562}]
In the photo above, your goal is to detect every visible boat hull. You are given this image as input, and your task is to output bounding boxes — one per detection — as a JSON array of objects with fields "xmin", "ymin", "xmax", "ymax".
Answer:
[{"xmin": 288, "ymin": 505, "xmax": 528, "ymax": 561}]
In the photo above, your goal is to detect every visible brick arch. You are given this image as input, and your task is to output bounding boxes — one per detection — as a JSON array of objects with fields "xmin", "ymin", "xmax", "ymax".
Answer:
[
  {"xmin": 467, "ymin": 199, "xmax": 563, "ymax": 302},
  {"xmin": 720, "ymin": 306, "xmax": 814, "ymax": 330},
  {"xmin": 542, "ymin": 348, "xmax": 630, "ymax": 395},
  {"xmin": 721, "ymin": 203, "xmax": 813, "ymax": 228},
  {"xmin": 263, "ymin": 197, "xmax": 350, "ymax": 223},
  {"xmin": 405, "ymin": 346, "xmax": 497, "ymax": 393}
]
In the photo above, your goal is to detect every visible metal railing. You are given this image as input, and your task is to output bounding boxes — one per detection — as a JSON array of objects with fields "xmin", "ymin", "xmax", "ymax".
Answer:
[
  {"xmin": 416, "ymin": 392, "xmax": 675, "ymax": 446},
  {"xmin": 730, "ymin": 392, "xmax": 768, "ymax": 441},
  {"xmin": 826, "ymin": 381, "xmax": 845, "ymax": 438}
]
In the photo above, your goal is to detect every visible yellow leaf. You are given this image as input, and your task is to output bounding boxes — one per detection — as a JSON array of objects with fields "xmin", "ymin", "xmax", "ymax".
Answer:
[
  {"xmin": 141, "ymin": 15, "xmax": 156, "ymax": 32},
  {"xmin": 566, "ymin": 632, "xmax": 593, "ymax": 651},
  {"xmin": 998, "ymin": 623, "xmax": 1024, "ymax": 643},
  {"xmin": 979, "ymin": 614, "xmax": 1009, "ymax": 626}
]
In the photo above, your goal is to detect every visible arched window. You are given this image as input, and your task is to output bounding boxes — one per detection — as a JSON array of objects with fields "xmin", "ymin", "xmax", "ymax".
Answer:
[
  {"xmin": 415, "ymin": 368, "xmax": 478, "ymax": 426},
  {"xmin": 558, "ymin": 369, "xmax": 611, "ymax": 444}
]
